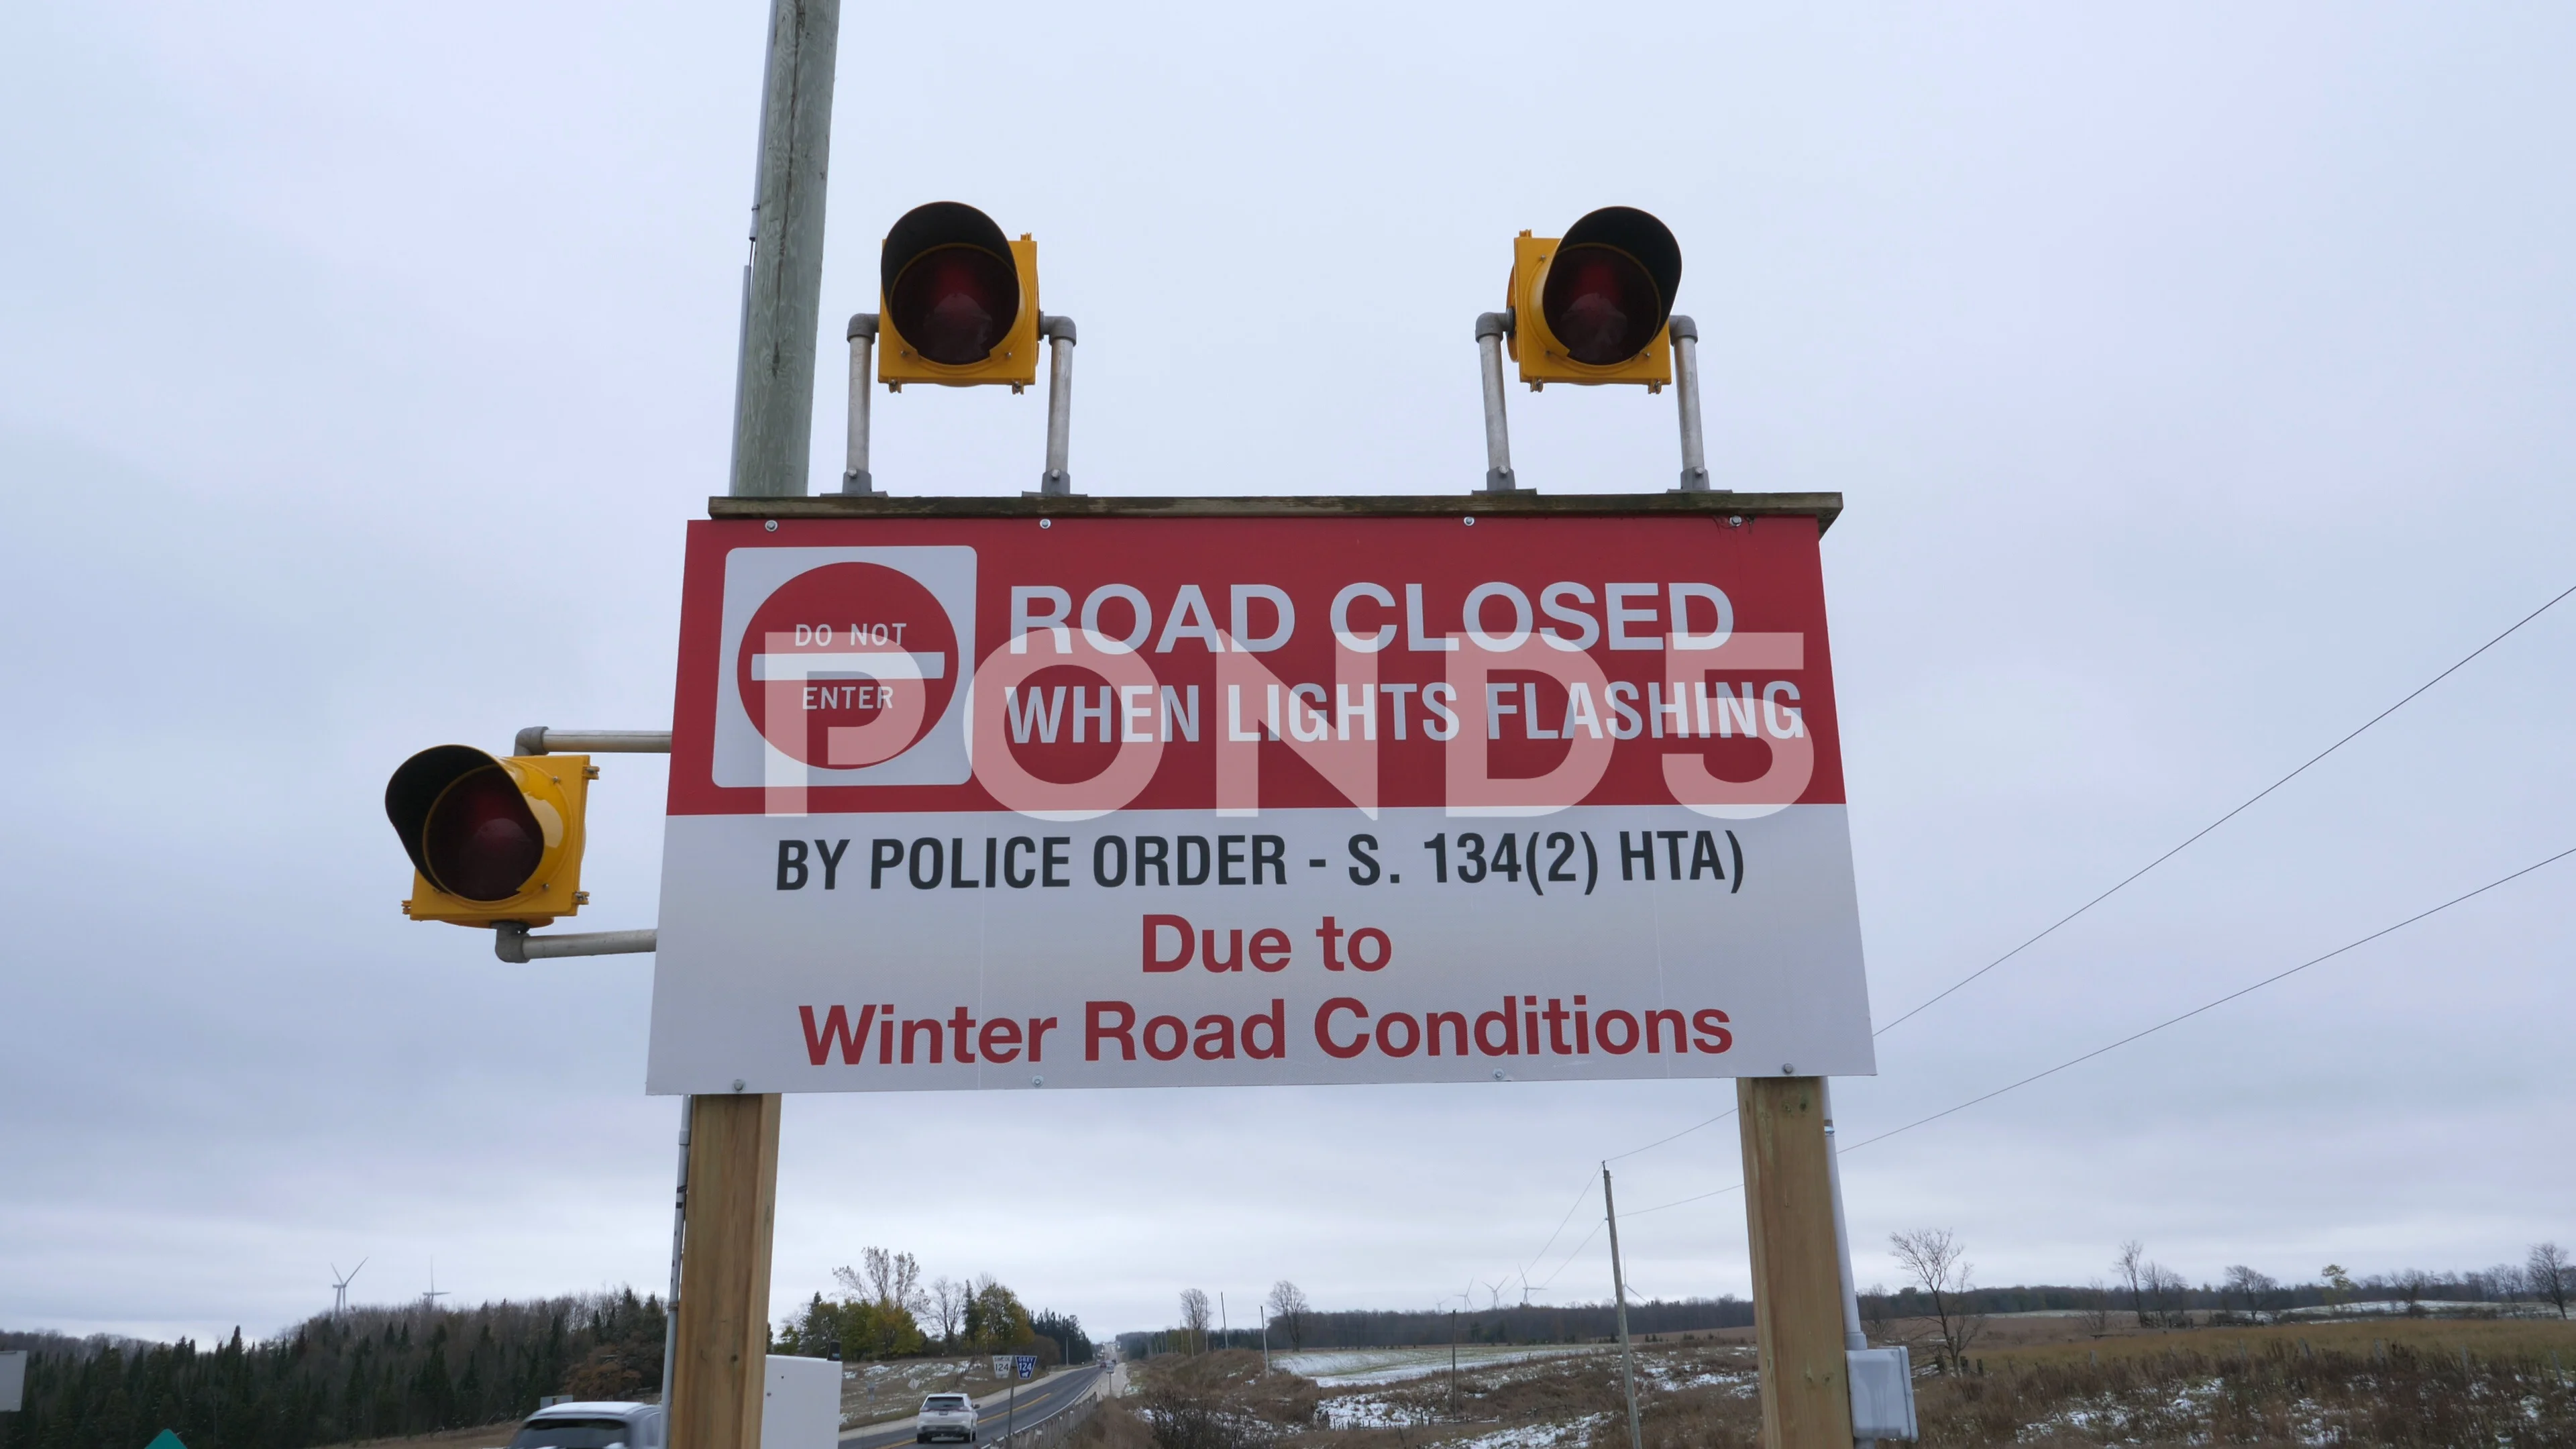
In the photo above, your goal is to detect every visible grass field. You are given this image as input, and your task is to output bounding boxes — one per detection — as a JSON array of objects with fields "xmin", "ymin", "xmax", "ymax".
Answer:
[
  {"xmin": 1274, "ymin": 1347, "xmax": 1615, "ymax": 1386},
  {"xmin": 1100, "ymin": 1316, "xmax": 2576, "ymax": 1449}
]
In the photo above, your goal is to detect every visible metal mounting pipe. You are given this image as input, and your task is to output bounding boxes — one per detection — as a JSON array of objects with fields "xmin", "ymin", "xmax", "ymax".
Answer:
[
  {"xmin": 1823, "ymin": 1080, "xmax": 1875, "ymax": 1448},
  {"xmin": 1668, "ymin": 315, "xmax": 1712, "ymax": 492},
  {"xmin": 1475, "ymin": 311, "xmax": 1518, "ymax": 493},
  {"xmin": 515, "ymin": 728, "xmax": 673, "ymax": 756},
  {"xmin": 843, "ymin": 313, "xmax": 877, "ymax": 494},
  {"xmin": 1038, "ymin": 314, "xmax": 1077, "ymax": 496},
  {"xmin": 659, "ymin": 1097, "xmax": 690, "ymax": 1421},
  {"xmin": 494, "ymin": 924, "xmax": 659, "ymax": 963}
]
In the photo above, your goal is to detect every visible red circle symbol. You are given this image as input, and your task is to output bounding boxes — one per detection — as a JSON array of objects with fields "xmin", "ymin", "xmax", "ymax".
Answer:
[{"xmin": 737, "ymin": 563, "xmax": 959, "ymax": 769}]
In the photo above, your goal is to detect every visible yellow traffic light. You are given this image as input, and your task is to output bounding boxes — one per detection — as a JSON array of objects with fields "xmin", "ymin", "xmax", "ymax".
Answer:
[
  {"xmin": 1506, "ymin": 207, "xmax": 1682, "ymax": 389},
  {"xmin": 386, "ymin": 745, "xmax": 592, "ymax": 928},
  {"xmin": 877, "ymin": 201, "xmax": 1041, "ymax": 390}
]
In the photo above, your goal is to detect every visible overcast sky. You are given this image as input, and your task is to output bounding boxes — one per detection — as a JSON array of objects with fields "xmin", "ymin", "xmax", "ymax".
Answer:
[{"xmin": 3, "ymin": 2, "xmax": 2571, "ymax": 1348}]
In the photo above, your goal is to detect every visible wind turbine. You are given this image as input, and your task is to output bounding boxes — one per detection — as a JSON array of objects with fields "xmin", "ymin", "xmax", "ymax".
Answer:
[
  {"xmin": 331, "ymin": 1258, "xmax": 368, "ymax": 1317},
  {"xmin": 421, "ymin": 1258, "xmax": 449, "ymax": 1315}
]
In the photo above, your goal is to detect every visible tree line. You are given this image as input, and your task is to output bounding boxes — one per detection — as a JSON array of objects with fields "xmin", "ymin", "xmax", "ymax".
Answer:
[
  {"xmin": 0, "ymin": 1290, "xmax": 665, "ymax": 1449},
  {"xmin": 1116, "ymin": 1239, "xmax": 2571, "ymax": 1367},
  {"xmin": 1867, "ymin": 1230, "xmax": 2573, "ymax": 1378},
  {"xmin": 770, "ymin": 1246, "xmax": 1095, "ymax": 1365},
  {"xmin": 1122, "ymin": 1279, "xmax": 1754, "ymax": 1357}
]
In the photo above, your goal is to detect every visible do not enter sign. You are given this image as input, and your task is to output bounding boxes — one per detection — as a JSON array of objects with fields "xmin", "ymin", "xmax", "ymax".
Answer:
[{"xmin": 648, "ymin": 500, "xmax": 1874, "ymax": 1094}]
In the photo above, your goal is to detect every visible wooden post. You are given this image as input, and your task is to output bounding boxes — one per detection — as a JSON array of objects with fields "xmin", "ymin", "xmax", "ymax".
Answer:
[
  {"xmin": 1738, "ymin": 1077, "xmax": 1854, "ymax": 1449},
  {"xmin": 671, "ymin": 1092, "xmax": 782, "ymax": 1449}
]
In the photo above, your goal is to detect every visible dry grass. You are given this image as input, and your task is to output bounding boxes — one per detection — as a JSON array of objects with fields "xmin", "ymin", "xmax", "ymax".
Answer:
[
  {"xmin": 1063, "ymin": 1399, "xmax": 1158, "ymax": 1449},
  {"xmin": 1920, "ymin": 1335, "xmax": 2576, "ymax": 1447},
  {"xmin": 1972, "ymin": 1311, "xmax": 2576, "ymax": 1371},
  {"xmin": 1124, "ymin": 1320, "xmax": 2576, "ymax": 1449},
  {"xmin": 1145, "ymin": 1350, "xmax": 1326, "ymax": 1428}
]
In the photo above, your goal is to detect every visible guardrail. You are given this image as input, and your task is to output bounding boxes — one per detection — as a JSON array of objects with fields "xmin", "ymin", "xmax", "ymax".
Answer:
[{"xmin": 992, "ymin": 1375, "xmax": 1104, "ymax": 1449}]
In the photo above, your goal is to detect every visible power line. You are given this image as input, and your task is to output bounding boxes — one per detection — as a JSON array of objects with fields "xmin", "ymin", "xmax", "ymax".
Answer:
[
  {"xmin": 1604, "ymin": 1104, "xmax": 1737, "ymax": 1163},
  {"xmin": 1517, "ymin": 1177, "xmax": 1601, "ymax": 1281},
  {"xmin": 1841, "ymin": 843, "xmax": 2576, "ymax": 1154},
  {"xmin": 1528, "ymin": 1218, "xmax": 1606, "ymax": 1292},
  {"xmin": 1872, "ymin": 579, "xmax": 2575, "ymax": 1037},
  {"xmin": 1591, "ymin": 577, "xmax": 2575, "ymax": 1189},
  {"xmin": 1613, "ymin": 842, "xmax": 2576, "ymax": 1220},
  {"xmin": 1499, "ymin": 580, "xmax": 2573, "ymax": 1286},
  {"xmin": 1624, "ymin": 1182, "xmax": 1743, "ymax": 1221}
]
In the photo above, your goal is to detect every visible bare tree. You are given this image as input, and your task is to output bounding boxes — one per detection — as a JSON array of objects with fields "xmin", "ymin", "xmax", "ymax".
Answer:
[
  {"xmin": 1178, "ymin": 1288, "xmax": 1214, "ymax": 1354},
  {"xmin": 2531, "ymin": 1242, "xmax": 2571, "ymax": 1320},
  {"xmin": 2144, "ymin": 1263, "xmax": 2192, "ymax": 1328},
  {"xmin": 1263, "ymin": 1281, "xmax": 1310, "ymax": 1350},
  {"xmin": 2468, "ymin": 1265, "xmax": 2518, "ymax": 1306},
  {"xmin": 2221, "ymin": 1266, "xmax": 2279, "ymax": 1324},
  {"xmin": 873, "ymin": 1248, "xmax": 927, "ymax": 1312},
  {"xmin": 2114, "ymin": 1241, "xmax": 2149, "ymax": 1328},
  {"xmin": 1860, "ymin": 1283, "xmax": 1897, "ymax": 1344},
  {"xmin": 1889, "ymin": 1228, "xmax": 1984, "ymax": 1374},
  {"xmin": 2395, "ymin": 1268, "xmax": 2433, "ymax": 1318},
  {"xmin": 2080, "ymin": 1277, "xmax": 2112, "ymax": 1336},
  {"xmin": 929, "ymin": 1276, "xmax": 968, "ymax": 1348}
]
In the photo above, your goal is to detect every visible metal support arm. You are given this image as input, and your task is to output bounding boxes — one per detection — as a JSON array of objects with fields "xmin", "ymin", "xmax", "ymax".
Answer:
[
  {"xmin": 1668, "ymin": 315, "xmax": 1713, "ymax": 492},
  {"xmin": 494, "ymin": 923, "xmax": 658, "ymax": 963},
  {"xmin": 514, "ymin": 727, "xmax": 673, "ymax": 756},
  {"xmin": 1038, "ymin": 314, "xmax": 1077, "ymax": 496},
  {"xmin": 1475, "ymin": 311, "xmax": 1518, "ymax": 493},
  {"xmin": 843, "ymin": 313, "xmax": 877, "ymax": 494}
]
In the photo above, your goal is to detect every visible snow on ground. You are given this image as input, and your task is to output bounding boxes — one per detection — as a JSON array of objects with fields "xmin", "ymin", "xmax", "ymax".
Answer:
[
  {"xmin": 1318, "ymin": 1395, "xmax": 1431, "ymax": 1429},
  {"xmin": 1635, "ymin": 1357, "xmax": 1752, "ymax": 1395},
  {"xmin": 1277, "ymin": 1345, "xmax": 1615, "ymax": 1385},
  {"xmin": 2014, "ymin": 1379, "xmax": 2232, "ymax": 1444},
  {"xmin": 2278, "ymin": 1300, "xmax": 2559, "ymax": 1320},
  {"xmin": 1444, "ymin": 1413, "xmax": 1608, "ymax": 1449},
  {"xmin": 838, "ymin": 1358, "xmax": 990, "ymax": 1428}
]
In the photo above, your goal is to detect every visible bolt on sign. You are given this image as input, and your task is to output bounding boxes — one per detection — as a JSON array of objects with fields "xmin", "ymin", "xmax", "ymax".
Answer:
[{"xmin": 647, "ymin": 500, "xmax": 1873, "ymax": 1093}]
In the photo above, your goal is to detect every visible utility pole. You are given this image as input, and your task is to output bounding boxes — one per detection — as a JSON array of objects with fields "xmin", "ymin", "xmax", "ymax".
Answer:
[
  {"xmin": 729, "ymin": 0, "xmax": 840, "ymax": 500},
  {"xmin": 1448, "ymin": 1307, "xmax": 1459, "ymax": 1420},
  {"xmin": 671, "ymin": 4, "xmax": 839, "ymax": 1449},
  {"xmin": 1603, "ymin": 1167, "xmax": 1644, "ymax": 1449}
]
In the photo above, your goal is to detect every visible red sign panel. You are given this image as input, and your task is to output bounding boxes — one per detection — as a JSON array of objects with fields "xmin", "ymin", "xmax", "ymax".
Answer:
[{"xmin": 648, "ymin": 507, "xmax": 1872, "ymax": 1093}]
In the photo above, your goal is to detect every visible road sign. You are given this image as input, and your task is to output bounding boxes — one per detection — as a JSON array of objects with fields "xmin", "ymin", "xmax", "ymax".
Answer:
[
  {"xmin": 1016, "ymin": 1355, "xmax": 1036, "ymax": 1380},
  {"xmin": 647, "ymin": 496, "xmax": 1872, "ymax": 1093},
  {"xmin": 0, "ymin": 1348, "xmax": 24, "ymax": 1412}
]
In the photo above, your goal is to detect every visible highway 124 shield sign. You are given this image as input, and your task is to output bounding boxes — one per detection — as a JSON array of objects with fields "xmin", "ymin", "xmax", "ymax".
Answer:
[{"xmin": 647, "ymin": 498, "xmax": 1874, "ymax": 1093}]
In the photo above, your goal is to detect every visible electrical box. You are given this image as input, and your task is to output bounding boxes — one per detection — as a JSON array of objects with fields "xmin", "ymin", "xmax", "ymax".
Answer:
[
  {"xmin": 1848, "ymin": 1346, "xmax": 1917, "ymax": 1440},
  {"xmin": 761, "ymin": 1355, "xmax": 841, "ymax": 1449}
]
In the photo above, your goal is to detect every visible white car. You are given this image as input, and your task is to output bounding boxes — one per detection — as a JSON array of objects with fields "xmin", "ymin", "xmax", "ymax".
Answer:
[
  {"xmin": 916, "ymin": 1392, "xmax": 979, "ymax": 1444},
  {"xmin": 507, "ymin": 1402, "xmax": 665, "ymax": 1449}
]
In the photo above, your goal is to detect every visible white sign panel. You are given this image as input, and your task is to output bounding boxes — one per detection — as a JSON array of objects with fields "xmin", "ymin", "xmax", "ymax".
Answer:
[{"xmin": 649, "ymin": 508, "xmax": 1874, "ymax": 1093}]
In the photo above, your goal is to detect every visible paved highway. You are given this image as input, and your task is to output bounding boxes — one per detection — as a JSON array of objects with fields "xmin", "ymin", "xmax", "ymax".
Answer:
[{"xmin": 839, "ymin": 1364, "xmax": 1108, "ymax": 1449}]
